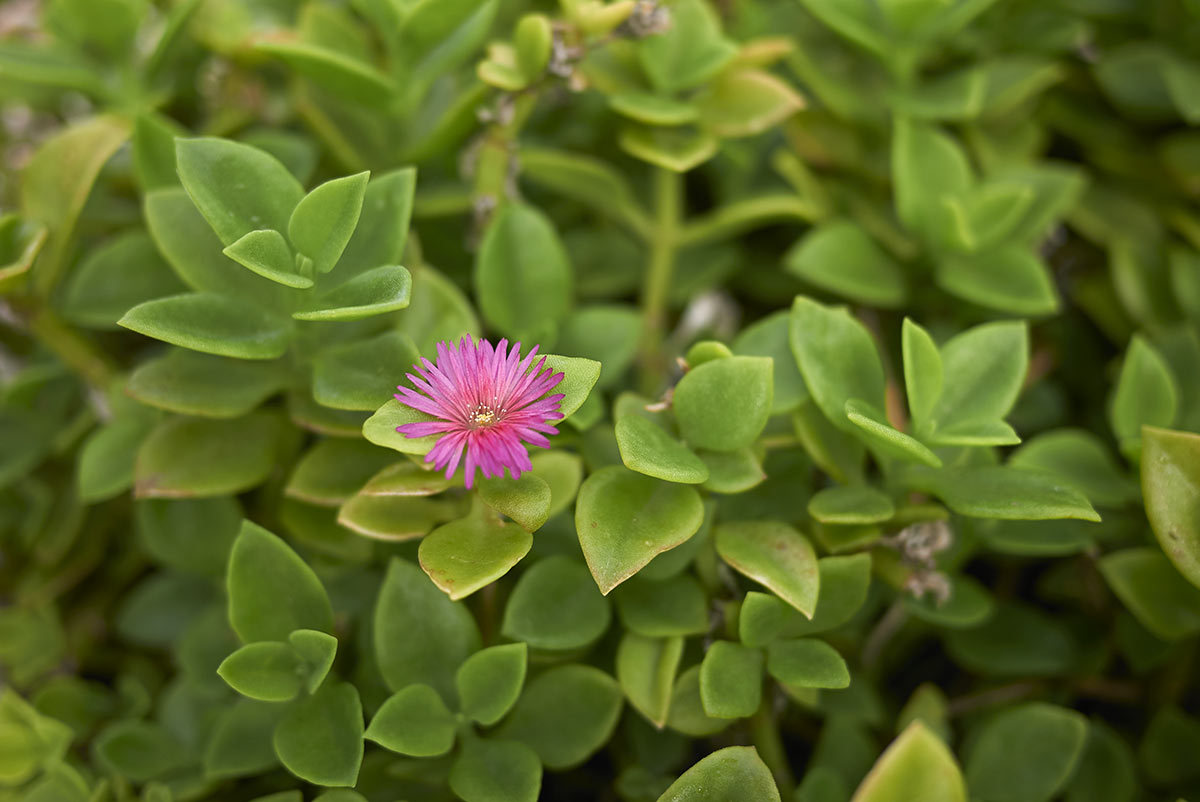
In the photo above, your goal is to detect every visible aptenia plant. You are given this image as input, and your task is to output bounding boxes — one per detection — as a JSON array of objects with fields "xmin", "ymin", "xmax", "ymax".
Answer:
[{"xmin": 3, "ymin": 1, "xmax": 1200, "ymax": 802}]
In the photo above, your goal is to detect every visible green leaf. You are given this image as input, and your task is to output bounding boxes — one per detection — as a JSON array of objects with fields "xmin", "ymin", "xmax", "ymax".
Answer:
[
  {"xmin": 77, "ymin": 399, "xmax": 158, "ymax": 503},
  {"xmin": 667, "ymin": 666, "xmax": 730, "ymax": 737},
  {"xmin": 227, "ymin": 520, "xmax": 333, "ymax": 642},
  {"xmin": 617, "ymin": 633, "xmax": 683, "ymax": 728},
  {"xmin": 611, "ymin": 92, "xmax": 701, "ymax": 126},
  {"xmin": 289, "ymin": 629, "xmax": 337, "ymax": 693},
  {"xmin": 355, "ymin": 460, "xmax": 453, "ymax": 497},
  {"xmin": 293, "ymin": 264, "xmax": 412, "ymax": 321},
  {"xmin": 312, "ymin": 330, "xmax": 420, "ymax": 411},
  {"xmin": 363, "ymin": 399, "xmax": 439, "ymax": 457},
  {"xmin": 499, "ymin": 665, "xmax": 623, "ymax": 769},
  {"xmin": 134, "ymin": 413, "xmax": 282, "ymax": 498},
  {"xmin": 1143, "ymin": 426, "xmax": 1200, "ymax": 589},
  {"xmin": 477, "ymin": 473, "xmax": 552, "ymax": 532},
  {"xmin": 204, "ymin": 699, "xmax": 285, "ymax": 779},
  {"xmin": 255, "ymin": 41, "xmax": 396, "ymax": 105},
  {"xmin": 223, "ymin": 229, "xmax": 310, "ymax": 288},
  {"xmin": 809, "ymin": 486, "xmax": 895, "ymax": 525},
  {"xmin": 285, "ymin": 438, "xmax": 395, "ymax": 507},
  {"xmin": 576, "ymin": 466, "xmax": 706, "ymax": 594},
  {"xmin": 530, "ymin": 450, "xmax": 584, "ymax": 517},
  {"xmin": 616, "ymin": 414, "xmax": 709, "ymax": 484},
  {"xmin": 418, "ymin": 505, "xmax": 533, "ymax": 600},
  {"xmin": 637, "ymin": 0, "xmax": 737, "ymax": 93},
  {"xmin": 450, "ymin": 737, "xmax": 542, "ymax": 802},
  {"xmin": 217, "ymin": 641, "xmax": 303, "ymax": 702},
  {"xmin": 364, "ymin": 684, "xmax": 456, "ymax": 757},
  {"xmin": 614, "ymin": 575, "xmax": 709, "ymax": 637},
  {"xmin": 135, "ymin": 497, "xmax": 241, "ymax": 576},
  {"xmin": 849, "ymin": 722, "xmax": 966, "ymax": 802},
  {"xmin": 456, "ymin": 643, "xmax": 527, "ymax": 726},
  {"xmin": 791, "ymin": 296, "xmax": 886, "ymax": 434},
  {"xmin": 892, "ymin": 118, "xmax": 973, "ymax": 242},
  {"xmin": 1099, "ymin": 548, "xmax": 1200, "ymax": 640},
  {"xmin": 94, "ymin": 721, "xmax": 187, "ymax": 783},
  {"xmin": 175, "ymin": 138, "xmax": 304, "ymax": 246},
  {"xmin": 555, "ymin": 304, "xmax": 642, "ymax": 390},
  {"xmin": 715, "ymin": 521, "xmax": 819, "ymax": 616},
  {"xmin": 541, "ymin": 355, "xmax": 601, "ymax": 420},
  {"xmin": 62, "ymin": 230, "xmax": 185, "ymax": 329},
  {"xmin": 338, "ymin": 493, "xmax": 455, "ymax": 541},
  {"xmin": 519, "ymin": 148, "xmax": 644, "ymax": 224},
  {"xmin": 936, "ymin": 247, "xmax": 1059, "ymax": 317},
  {"xmin": 20, "ymin": 115, "xmax": 129, "ymax": 294},
  {"xmin": 902, "ymin": 318, "xmax": 943, "ymax": 430},
  {"xmin": 618, "ymin": 126, "xmax": 719, "ymax": 173},
  {"xmin": 766, "ymin": 639, "xmax": 850, "ymax": 689},
  {"xmin": 785, "ymin": 221, "xmax": 907, "ymax": 307},
  {"xmin": 274, "ymin": 682, "xmax": 363, "ymax": 787},
  {"xmin": 0, "ymin": 689, "xmax": 73, "ymax": 786},
  {"xmin": 475, "ymin": 204, "xmax": 572, "ymax": 339},
  {"xmin": 1138, "ymin": 706, "xmax": 1200, "ymax": 786},
  {"xmin": 120, "ymin": 293, "xmax": 292, "ymax": 360},
  {"xmin": 845, "ymin": 400, "xmax": 944, "ymax": 468},
  {"xmin": 128, "ymin": 349, "xmax": 288, "ymax": 418},
  {"xmin": 699, "ymin": 641, "xmax": 763, "ymax": 719},
  {"xmin": 1111, "ymin": 336, "xmax": 1178, "ymax": 457},
  {"xmin": 672, "ymin": 356, "xmax": 773, "ymax": 451},
  {"xmin": 1065, "ymin": 721, "xmax": 1137, "ymax": 802},
  {"xmin": 501, "ymin": 556, "xmax": 612, "ymax": 650},
  {"xmin": 1009, "ymin": 429, "xmax": 1138, "ymax": 507},
  {"xmin": 903, "ymin": 574, "xmax": 994, "ymax": 628},
  {"xmin": 336, "ymin": 168, "xmax": 416, "ymax": 280},
  {"xmin": 374, "ymin": 558, "xmax": 481, "ymax": 701},
  {"xmin": 733, "ymin": 310, "xmax": 808, "ymax": 414},
  {"xmin": 657, "ymin": 746, "xmax": 781, "ymax": 802},
  {"xmin": 288, "ymin": 171, "xmax": 370, "ymax": 274},
  {"xmin": 699, "ymin": 447, "xmax": 766, "ymax": 493},
  {"xmin": 697, "ymin": 68, "xmax": 805, "ymax": 138},
  {"xmin": 905, "ymin": 465, "xmax": 1100, "ymax": 522},
  {"xmin": 928, "ymin": 321, "xmax": 1028, "ymax": 440},
  {"xmin": 144, "ymin": 188, "xmax": 291, "ymax": 312},
  {"xmin": 965, "ymin": 703, "xmax": 1087, "ymax": 802},
  {"xmin": 742, "ymin": 554, "xmax": 874, "ymax": 646}
]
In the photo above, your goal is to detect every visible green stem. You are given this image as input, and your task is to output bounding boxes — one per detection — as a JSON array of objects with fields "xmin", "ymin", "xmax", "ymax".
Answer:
[
  {"xmin": 751, "ymin": 700, "xmax": 795, "ymax": 797},
  {"xmin": 638, "ymin": 166, "xmax": 682, "ymax": 394}
]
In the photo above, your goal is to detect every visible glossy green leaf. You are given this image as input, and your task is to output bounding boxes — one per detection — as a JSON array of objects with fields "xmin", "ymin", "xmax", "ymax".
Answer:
[
  {"xmin": 456, "ymin": 643, "xmax": 526, "ymax": 726},
  {"xmin": 1138, "ymin": 706, "xmax": 1200, "ymax": 786},
  {"xmin": 928, "ymin": 321, "xmax": 1028, "ymax": 441},
  {"xmin": 502, "ymin": 556, "xmax": 611, "ymax": 650},
  {"xmin": 293, "ymin": 265, "xmax": 412, "ymax": 321},
  {"xmin": 475, "ymin": 203, "xmax": 572, "ymax": 339},
  {"xmin": 698, "ymin": 68, "xmax": 805, "ymax": 138},
  {"xmin": 363, "ymin": 399, "xmax": 439, "ymax": 456},
  {"xmin": 657, "ymin": 746, "xmax": 781, "ymax": 802},
  {"xmin": 338, "ymin": 493, "xmax": 454, "ymax": 541},
  {"xmin": 766, "ymin": 639, "xmax": 850, "ymax": 689},
  {"xmin": 944, "ymin": 602, "xmax": 1075, "ymax": 676},
  {"xmin": 965, "ymin": 703, "xmax": 1087, "ymax": 802},
  {"xmin": 134, "ymin": 413, "xmax": 282, "ymax": 498},
  {"xmin": 120, "ymin": 293, "xmax": 292, "ymax": 360},
  {"xmin": 576, "ymin": 466, "xmax": 705, "ymax": 594},
  {"xmin": 312, "ymin": 330, "xmax": 420, "ymax": 411},
  {"xmin": 227, "ymin": 520, "xmax": 333, "ymax": 642},
  {"xmin": 614, "ymin": 574, "xmax": 709, "ymax": 637},
  {"xmin": 419, "ymin": 505, "xmax": 533, "ymax": 600},
  {"xmin": 285, "ymin": 438, "xmax": 395, "ymax": 506},
  {"xmin": 365, "ymin": 684, "xmax": 456, "ymax": 757},
  {"xmin": 1143, "ymin": 426, "xmax": 1200, "ymax": 588},
  {"xmin": 540, "ymin": 354, "xmax": 601, "ymax": 420},
  {"xmin": 128, "ymin": 349, "xmax": 288, "ymax": 418},
  {"xmin": 905, "ymin": 465, "xmax": 1100, "ymax": 521},
  {"xmin": 450, "ymin": 737, "xmax": 542, "ymax": 802},
  {"xmin": 1111, "ymin": 336, "xmax": 1178, "ymax": 456},
  {"xmin": 902, "ymin": 318, "xmax": 943, "ymax": 429},
  {"xmin": 617, "ymin": 633, "xmax": 683, "ymax": 728},
  {"xmin": 618, "ymin": 126, "xmax": 719, "ymax": 172},
  {"xmin": 616, "ymin": 414, "xmax": 709, "ymax": 484},
  {"xmin": 477, "ymin": 473, "xmax": 552, "ymax": 532},
  {"xmin": 274, "ymin": 682, "xmax": 363, "ymax": 787},
  {"xmin": 936, "ymin": 247, "xmax": 1059, "ymax": 317},
  {"xmin": 289, "ymin": 629, "xmax": 338, "ymax": 694},
  {"xmin": 715, "ymin": 521, "xmax": 819, "ymax": 616},
  {"xmin": 903, "ymin": 574, "xmax": 994, "ymax": 628},
  {"xmin": 94, "ymin": 720, "xmax": 187, "ymax": 783},
  {"xmin": 374, "ymin": 558, "xmax": 480, "ymax": 700},
  {"xmin": 223, "ymin": 229, "xmax": 309, "ymax": 288},
  {"xmin": 500, "ymin": 664, "xmax": 623, "ymax": 768},
  {"xmin": 204, "ymin": 699, "xmax": 284, "ymax": 779},
  {"xmin": 733, "ymin": 310, "xmax": 808, "ymax": 413},
  {"xmin": 355, "ymin": 460, "xmax": 452, "ymax": 497},
  {"xmin": 849, "ymin": 722, "xmax": 966, "ymax": 802},
  {"xmin": 256, "ymin": 41, "xmax": 396, "ymax": 105},
  {"xmin": 175, "ymin": 138, "xmax": 304, "ymax": 246},
  {"xmin": 699, "ymin": 642, "xmax": 762, "ymax": 719},
  {"xmin": 892, "ymin": 118, "xmax": 972, "ymax": 242},
  {"xmin": 1099, "ymin": 547, "xmax": 1200, "ymax": 640},
  {"xmin": 791, "ymin": 296, "xmax": 886, "ymax": 434},
  {"xmin": 699, "ymin": 448, "xmax": 766, "ymax": 494},
  {"xmin": 62, "ymin": 230, "xmax": 185, "ymax": 328},
  {"xmin": 1065, "ymin": 721, "xmax": 1138, "ymax": 802},
  {"xmin": 288, "ymin": 171, "xmax": 369, "ymax": 274},
  {"xmin": 1009, "ymin": 429, "xmax": 1138, "ymax": 507},
  {"xmin": 785, "ymin": 221, "xmax": 907, "ymax": 307},
  {"xmin": 845, "ymin": 400, "xmax": 943, "ymax": 468},
  {"xmin": 667, "ymin": 665, "xmax": 730, "ymax": 737},
  {"xmin": 336, "ymin": 168, "xmax": 416, "ymax": 279},
  {"xmin": 135, "ymin": 497, "xmax": 241, "ymax": 576},
  {"xmin": 611, "ymin": 91, "xmax": 700, "ymax": 126},
  {"xmin": 637, "ymin": 0, "xmax": 737, "ymax": 93},
  {"xmin": 809, "ymin": 485, "xmax": 895, "ymax": 524},
  {"xmin": 672, "ymin": 356, "xmax": 773, "ymax": 451},
  {"xmin": 217, "ymin": 641, "xmax": 303, "ymax": 701}
]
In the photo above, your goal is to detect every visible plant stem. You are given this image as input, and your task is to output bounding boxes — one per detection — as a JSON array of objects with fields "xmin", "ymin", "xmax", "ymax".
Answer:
[
  {"xmin": 638, "ymin": 166, "xmax": 682, "ymax": 394},
  {"xmin": 751, "ymin": 699, "xmax": 795, "ymax": 797}
]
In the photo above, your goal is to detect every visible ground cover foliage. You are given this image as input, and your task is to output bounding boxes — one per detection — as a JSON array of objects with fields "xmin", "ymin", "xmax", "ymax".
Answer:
[{"xmin": 2, "ymin": 0, "xmax": 1200, "ymax": 800}]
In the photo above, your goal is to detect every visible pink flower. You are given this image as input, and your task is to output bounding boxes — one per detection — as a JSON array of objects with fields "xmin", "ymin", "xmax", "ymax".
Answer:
[{"xmin": 395, "ymin": 336, "xmax": 565, "ymax": 489}]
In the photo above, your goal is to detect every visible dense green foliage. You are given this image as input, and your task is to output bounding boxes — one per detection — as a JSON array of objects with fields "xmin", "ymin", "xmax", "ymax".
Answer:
[{"xmin": 2, "ymin": 0, "xmax": 1200, "ymax": 801}]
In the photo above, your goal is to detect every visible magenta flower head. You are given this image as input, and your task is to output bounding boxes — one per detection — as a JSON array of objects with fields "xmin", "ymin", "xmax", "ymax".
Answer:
[{"xmin": 394, "ymin": 336, "xmax": 565, "ymax": 489}]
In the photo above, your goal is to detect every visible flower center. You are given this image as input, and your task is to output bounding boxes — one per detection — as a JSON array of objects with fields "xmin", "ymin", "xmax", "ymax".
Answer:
[{"xmin": 468, "ymin": 403, "xmax": 500, "ymax": 428}]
